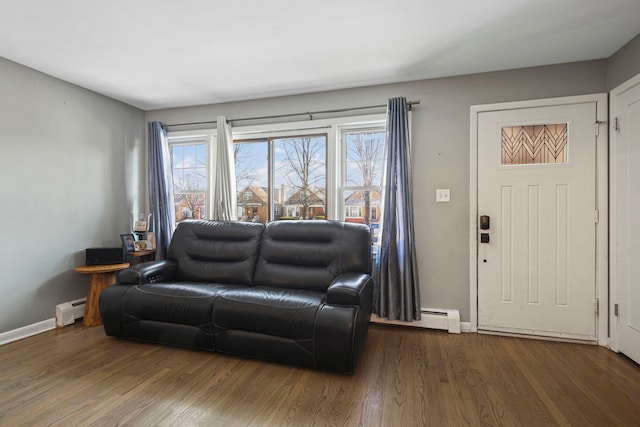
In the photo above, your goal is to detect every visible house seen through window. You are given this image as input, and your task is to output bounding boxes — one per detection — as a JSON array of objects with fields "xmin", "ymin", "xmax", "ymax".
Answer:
[
  {"xmin": 235, "ymin": 135, "xmax": 327, "ymax": 223},
  {"xmin": 166, "ymin": 115, "xmax": 388, "ymax": 253},
  {"xmin": 169, "ymin": 137, "xmax": 208, "ymax": 224}
]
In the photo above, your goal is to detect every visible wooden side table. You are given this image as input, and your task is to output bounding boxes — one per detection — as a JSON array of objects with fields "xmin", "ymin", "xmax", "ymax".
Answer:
[
  {"xmin": 127, "ymin": 249, "xmax": 156, "ymax": 265},
  {"xmin": 74, "ymin": 263, "xmax": 130, "ymax": 327}
]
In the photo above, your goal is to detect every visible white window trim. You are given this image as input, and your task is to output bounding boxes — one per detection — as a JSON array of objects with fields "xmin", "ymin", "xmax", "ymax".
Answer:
[
  {"xmin": 167, "ymin": 134, "xmax": 211, "ymax": 221},
  {"xmin": 167, "ymin": 114, "xmax": 388, "ymax": 222},
  {"xmin": 338, "ymin": 123, "xmax": 386, "ymax": 227},
  {"xmin": 233, "ymin": 114, "xmax": 386, "ymax": 221}
]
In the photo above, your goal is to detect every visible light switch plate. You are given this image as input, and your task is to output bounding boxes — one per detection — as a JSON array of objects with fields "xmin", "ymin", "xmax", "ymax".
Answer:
[{"xmin": 436, "ymin": 188, "xmax": 450, "ymax": 202}]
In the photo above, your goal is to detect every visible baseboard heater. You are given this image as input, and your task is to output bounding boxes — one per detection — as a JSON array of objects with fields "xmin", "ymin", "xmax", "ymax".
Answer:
[
  {"xmin": 370, "ymin": 307, "xmax": 461, "ymax": 334},
  {"xmin": 55, "ymin": 298, "xmax": 87, "ymax": 327}
]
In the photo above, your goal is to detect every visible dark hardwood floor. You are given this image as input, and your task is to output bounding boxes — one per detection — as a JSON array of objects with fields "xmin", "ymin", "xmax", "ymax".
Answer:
[{"xmin": 1, "ymin": 323, "xmax": 639, "ymax": 426}]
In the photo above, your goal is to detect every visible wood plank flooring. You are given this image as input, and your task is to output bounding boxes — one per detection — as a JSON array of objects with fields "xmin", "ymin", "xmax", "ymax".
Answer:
[{"xmin": 1, "ymin": 323, "xmax": 639, "ymax": 426}]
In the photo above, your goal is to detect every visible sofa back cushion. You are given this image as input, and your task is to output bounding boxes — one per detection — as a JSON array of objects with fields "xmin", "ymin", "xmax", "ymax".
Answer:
[
  {"xmin": 168, "ymin": 220, "xmax": 265, "ymax": 285},
  {"xmin": 253, "ymin": 220, "xmax": 371, "ymax": 292}
]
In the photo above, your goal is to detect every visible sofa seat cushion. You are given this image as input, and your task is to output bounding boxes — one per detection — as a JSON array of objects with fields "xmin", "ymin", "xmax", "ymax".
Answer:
[
  {"xmin": 212, "ymin": 286, "xmax": 325, "ymax": 343},
  {"xmin": 123, "ymin": 282, "xmax": 246, "ymax": 327}
]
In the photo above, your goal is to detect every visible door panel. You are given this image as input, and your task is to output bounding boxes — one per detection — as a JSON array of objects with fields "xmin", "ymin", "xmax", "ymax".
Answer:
[
  {"xmin": 613, "ymin": 77, "xmax": 640, "ymax": 364},
  {"xmin": 477, "ymin": 102, "xmax": 597, "ymax": 340}
]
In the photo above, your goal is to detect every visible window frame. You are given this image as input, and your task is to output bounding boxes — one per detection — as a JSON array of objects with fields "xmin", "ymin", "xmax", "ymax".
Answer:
[
  {"xmin": 234, "ymin": 132, "xmax": 329, "ymax": 222},
  {"xmin": 337, "ymin": 123, "xmax": 389, "ymax": 251},
  {"xmin": 166, "ymin": 113, "xmax": 388, "ymax": 224},
  {"xmin": 166, "ymin": 134, "xmax": 211, "ymax": 223},
  {"xmin": 233, "ymin": 114, "xmax": 387, "ymax": 222}
]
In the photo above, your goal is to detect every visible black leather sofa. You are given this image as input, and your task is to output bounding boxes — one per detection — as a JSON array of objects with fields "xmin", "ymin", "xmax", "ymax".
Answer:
[{"xmin": 99, "ymin": 219, "xmax": 373, "ymax": 373}]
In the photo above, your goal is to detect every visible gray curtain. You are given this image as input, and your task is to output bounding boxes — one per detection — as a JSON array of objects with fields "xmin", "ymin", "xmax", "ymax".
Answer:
[
  {"xmin": 210, "ymin": 116, "xmax": 237, "ymax": 221},
  {"xmin": 374, "ymin": 97, "xmax": 421, "ymax": 321},
  {"xmin": 148, "ymin": 121, "xmax": 175, "ymax": 259}
]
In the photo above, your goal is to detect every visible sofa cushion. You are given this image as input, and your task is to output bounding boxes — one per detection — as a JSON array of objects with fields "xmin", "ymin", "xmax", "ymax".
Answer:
[
  {"xmin": 211, "ymin": 286, "xmax": 325, "ymax": 348},
  {"xmin": 122, "ymin": 282, "xmax": 245, "ymax": 328},
  {"xmin": 168, "ymin": 220, "xmax": 264, "ymax": 285},
  {"xmin": 253, "ymin": 220, "xmax": 372, "ymax": 292}
]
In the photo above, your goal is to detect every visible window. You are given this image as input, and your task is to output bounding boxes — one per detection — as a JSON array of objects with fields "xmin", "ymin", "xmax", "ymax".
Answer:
[
  {"xmin": 345, "ymin": 206, "xmax": 361, "ymax": 218},
  {"xmin": 274, "ymin": 135, "xmax": 326, "ymax": 221},
  {"xmin": 169, "ymin": 137, "xmax": 208, "ymax": 224},
  {"xmin": 235, "ymin": 134, "xmax": 327, "ymax": 223},
  {"xmin": 502, "ymin": 123, "xmax": 568, "ymax": 165},
  {"xmin": 233, "ymin": 140, "xmax": 268, "ymax": 222},
  {"xmin": 341, "ymin": 128, "xmax": 385, "ymax": 245},
  {"xmin": 167, "ymin": 114, "xmax": 389, "ymax": 232}
]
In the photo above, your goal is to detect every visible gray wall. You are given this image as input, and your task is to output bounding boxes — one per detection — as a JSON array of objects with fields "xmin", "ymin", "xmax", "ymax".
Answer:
[
  {"xmin": 0, "ymin": 57, "xmax": 145, "ymax": 333},
  {"xmin": 608, "ymin": 33, "xmax": 640, "ymax": 89},
  {"xmin": 147, "ymin": 60, "xmax": 607, "ymax": 322},
  {"xmin": 1, "ymin": 34, "xmax": 637, "ymax": 334}
]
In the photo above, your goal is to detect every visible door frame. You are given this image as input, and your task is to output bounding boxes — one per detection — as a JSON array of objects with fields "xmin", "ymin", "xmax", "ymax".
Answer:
[
  {"xmin": 609, "ymin": 73, "xmax": 640, "ymax": 353},
  {"xmin": 469, "ymin": 94, "xmax": 608, "ymax": 345}
]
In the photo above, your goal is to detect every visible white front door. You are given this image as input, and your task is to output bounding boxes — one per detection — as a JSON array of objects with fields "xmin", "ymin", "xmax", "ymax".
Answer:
[
  {"xmin": 476, "ymin": 98, "xmax": 601, "ymax": 340},
  {"xmin": 611, "ymin": 74, "xmax": 640, "ymax": 364}
]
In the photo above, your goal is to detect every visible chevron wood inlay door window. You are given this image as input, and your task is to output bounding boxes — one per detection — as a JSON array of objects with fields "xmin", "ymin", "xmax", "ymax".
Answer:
[{"xmin": 501, "ymin": 123, "xmax": 568, "ymax": 165}]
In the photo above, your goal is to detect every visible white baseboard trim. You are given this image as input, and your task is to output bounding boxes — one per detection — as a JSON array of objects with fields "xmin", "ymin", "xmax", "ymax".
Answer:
[
  {"xmin": 0, "ymin": 318, "xmax": 56, "ymax": 346},
  {"xmin": 371, "ymin": 308, "xmax": 462, "ymax": 334}
]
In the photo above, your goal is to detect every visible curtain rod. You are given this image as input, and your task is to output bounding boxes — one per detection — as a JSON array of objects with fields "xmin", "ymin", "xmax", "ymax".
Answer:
[{"xmin": 164, "ymin": 100, "xmax": 420, "ymax": 128}]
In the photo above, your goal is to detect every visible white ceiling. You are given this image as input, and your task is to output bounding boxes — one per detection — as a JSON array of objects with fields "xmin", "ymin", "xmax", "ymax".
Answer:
[{"xmin": 1, "ymin": 0, "xmax": 639, "ymax": 111}]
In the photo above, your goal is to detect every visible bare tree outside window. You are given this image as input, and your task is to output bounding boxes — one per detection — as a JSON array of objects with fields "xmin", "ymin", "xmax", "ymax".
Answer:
[
  {"xmin": 275, "ymin": 136, "xmax": 327, "ymax": 219},
  {"xmin": 171, "ymin": 142, "xmax": 207, "ymax": 223},
  {"xmin": 167, "ymin": 125, "xmax": 382, "ymax": 229},
  {"xmin": 234, "ymin": 142, "xmax": 265, "ymax": 191},
  {"xmin": 166, "ymin": 123, "xmax": 382, "ymax": 231},
  {"xmin": 174, "ymin": 193, "xmax": 206, "ymax": 221},
  {"xmin": 233, "ymin": 136, "xmax": 326, "ymax": 222},
  {"xmin": 345, "ymin": 131, "xmax": 385, "ymax": 225},
  {"xmin": 233, "ymin": 141, "xmax": 269, "ymax": 222}
]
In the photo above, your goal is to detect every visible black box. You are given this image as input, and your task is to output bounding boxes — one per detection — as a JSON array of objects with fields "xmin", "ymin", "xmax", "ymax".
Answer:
[{"xmin": 85, "ymin": 247, "xmax": 126, "ymax": 265}]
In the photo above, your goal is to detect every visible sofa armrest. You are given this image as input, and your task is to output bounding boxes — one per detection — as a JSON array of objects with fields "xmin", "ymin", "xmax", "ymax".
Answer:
[
  {"xmin": 116, "ymin": 260, "xmax": 178, "ymax": 285},
  {"xmin": 326, "ymin": 272, "xmax": 372, "ymax": 306}
]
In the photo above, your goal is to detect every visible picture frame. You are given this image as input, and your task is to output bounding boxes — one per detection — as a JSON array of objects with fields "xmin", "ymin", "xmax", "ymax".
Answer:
[
  {"xmin": 120, "ymin": 233, "xmax": 136, "ymax": 252},
  {"xmin": 146, "ymin": 232, "xmax": 156, "ymax": 249},
  {"xmin": 134, "ymin": 241, "xmax": 149, "ymax": 251},
  {"xmin": 133, "ymin": 220, "xmax": 148, "ymax": 232}
]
